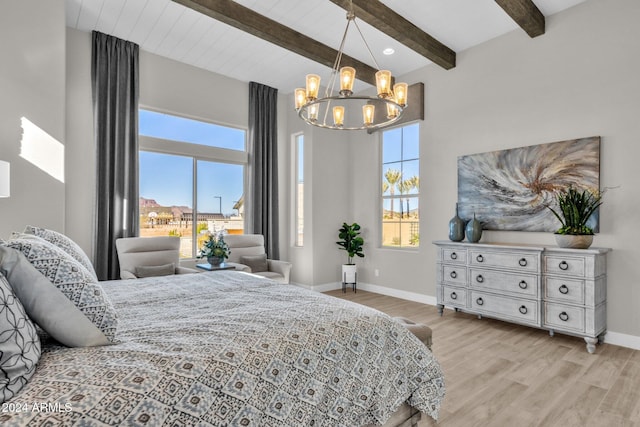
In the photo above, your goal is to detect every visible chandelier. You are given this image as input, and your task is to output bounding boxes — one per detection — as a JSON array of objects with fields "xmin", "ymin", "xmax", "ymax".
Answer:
[{"xmin": 294, "ymin": 3, "xmax": 408, "ymax": 131}]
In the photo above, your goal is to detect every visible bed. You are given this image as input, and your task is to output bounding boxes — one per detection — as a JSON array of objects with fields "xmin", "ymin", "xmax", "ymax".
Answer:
[{"xmin": 1, "ymin": 270, "xmax": 444, "ymax": 426}]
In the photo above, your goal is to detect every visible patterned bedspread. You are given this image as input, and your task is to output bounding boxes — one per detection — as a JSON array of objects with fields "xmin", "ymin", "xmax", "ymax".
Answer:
[{"xmin": 3, "ymin": 272, "xmax": 445, "ymax": 426}]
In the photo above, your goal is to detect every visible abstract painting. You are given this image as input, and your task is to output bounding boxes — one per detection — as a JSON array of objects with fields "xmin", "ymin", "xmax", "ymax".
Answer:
[{"xmin": 457, "ymin": 137, "xmax": 600, "ymax": 232}]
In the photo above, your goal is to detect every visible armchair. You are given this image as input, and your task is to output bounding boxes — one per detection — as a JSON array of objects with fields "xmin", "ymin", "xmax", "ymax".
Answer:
[
  {"xmin": 224, "ymin": 234, "xmax": 292, "ymax": 283},
  {"xmin": 115, "ymin": 236, "xmax": 199, "ymax": 279}
]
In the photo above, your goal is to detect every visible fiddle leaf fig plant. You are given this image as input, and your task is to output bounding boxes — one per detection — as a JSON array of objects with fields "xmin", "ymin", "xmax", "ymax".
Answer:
[
  {"xmin": 546, "ymin": 186, "xmax": 603, "ymax": 235},
  {"xmin": 336, "ymin": 222, "xmax": 365, "ymax": 265}
]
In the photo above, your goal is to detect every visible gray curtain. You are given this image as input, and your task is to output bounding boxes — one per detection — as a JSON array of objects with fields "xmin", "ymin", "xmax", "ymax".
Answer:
[
  {"xmin": 91, "ymin": 31, "xmax": 139, "ymax": 280},
  {"xmin": 248, "ymin": 82, "xmax": 279, "ymax": 258}
]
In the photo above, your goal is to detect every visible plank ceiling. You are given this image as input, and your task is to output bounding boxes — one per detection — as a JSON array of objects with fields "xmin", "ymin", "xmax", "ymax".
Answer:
[{"xmin": 66, "ymin": 0, "xmax": 587, "ymax": 93}]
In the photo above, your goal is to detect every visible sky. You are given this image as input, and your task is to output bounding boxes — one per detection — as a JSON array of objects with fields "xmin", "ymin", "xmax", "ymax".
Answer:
[{"xmin": 139, "ymin": 110, "xmax": 245, "ymax": 215}]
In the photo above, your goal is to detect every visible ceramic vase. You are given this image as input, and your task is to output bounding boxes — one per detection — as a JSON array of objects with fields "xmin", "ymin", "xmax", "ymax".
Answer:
[
  {"xmin": 465, "ymin": 213, "xmax": 482, "ymax": 243},
  {"xmin": 554, "ymin": 234, "xmax": 593, "ymax": 249},
  {"xmin": 448, "ymin": 203, "xmax": 465, "ymax": 242},
  {"xmin": 207, "ymin": 256, "xmax": 224, "ymax": 266}
]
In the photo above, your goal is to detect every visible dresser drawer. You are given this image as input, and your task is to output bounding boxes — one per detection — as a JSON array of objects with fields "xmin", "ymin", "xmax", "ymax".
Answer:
[
  {"xmin": 470, "ymin": 291, "xmax": 539, "ymax": 326},
  {"xmin": 440, "ymin": 264, "xmax": 467, "ymax": 286},
  {"xmin": 441, "ymin": 285, "xmax": 466, "ymax": 308},
  {"xmin": 544, "ymin": 255, "xmax": 585, "ymax": 278},
  {"xmin": 544, "ymin": 302, "xmax": 585, "ymax": 333},
  {"xmin": 469, "ymin": 250, "xmax": 538, "ymax": 273},
  {"xmin": 441, "ymin": 247, "xmax": 467, "ymax": 264},
  {"xmin": 469, "ymin": 268, "xmax": 537, "ymax": 298},
  {"xmin": 544, "ymin": 277, "xmax": 584, "ymax": 304}
]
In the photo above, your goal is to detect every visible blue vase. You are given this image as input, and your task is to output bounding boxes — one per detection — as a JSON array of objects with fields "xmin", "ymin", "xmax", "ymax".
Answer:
[
  {"xmin": 448, "ymin": 203, "xmax": 465, "ymax": 242},
  {"xmin": 465, "ymin": 213, "xmax": 482, "ymax": 243}
]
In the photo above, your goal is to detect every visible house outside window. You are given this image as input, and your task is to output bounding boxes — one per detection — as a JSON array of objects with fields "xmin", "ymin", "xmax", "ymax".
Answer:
[
  {"xmin": 381, "ymin": 123, "xmax": 420, "ymax": 248},
  {"xmin": 138, "ymin": 109, "xmax": 247, "ymax": 258}
]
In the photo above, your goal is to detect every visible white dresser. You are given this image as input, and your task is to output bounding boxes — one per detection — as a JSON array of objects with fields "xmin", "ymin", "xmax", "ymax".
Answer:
[{"xmin": 433, "ymin": 241, "xmax": 610, "ymax": 353}]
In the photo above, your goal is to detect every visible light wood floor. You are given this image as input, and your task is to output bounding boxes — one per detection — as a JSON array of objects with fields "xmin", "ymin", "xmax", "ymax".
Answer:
[{"xmin": 326, "ymin": 289, "xmax": 640, "ymax": 427}]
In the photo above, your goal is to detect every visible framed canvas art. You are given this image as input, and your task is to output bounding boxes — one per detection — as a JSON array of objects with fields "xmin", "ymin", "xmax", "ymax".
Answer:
[{"xmin": 457, "ymin": 137, "xmax": 600, "ymax": 232}]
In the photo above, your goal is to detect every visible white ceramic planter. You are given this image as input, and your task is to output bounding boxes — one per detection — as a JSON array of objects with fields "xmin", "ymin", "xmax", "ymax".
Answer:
[
  {"xmin": 555, "ymin": 234, "xmax": 593, "ymax": 249},
  {"xmin": 342, "ymin": 264, "xmax": 357, "ymax": 284}
]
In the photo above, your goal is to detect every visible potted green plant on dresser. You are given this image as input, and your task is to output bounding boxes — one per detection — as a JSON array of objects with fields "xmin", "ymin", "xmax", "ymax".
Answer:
[
  {"xmin": 336, "ymin": 222, "xmax": 365, "ymax": 292},
  {"xmin": 546, "ymin": 186, "xmax": 603, "ymax": 249}
]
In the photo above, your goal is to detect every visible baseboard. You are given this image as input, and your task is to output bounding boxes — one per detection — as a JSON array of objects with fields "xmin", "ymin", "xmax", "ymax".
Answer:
[{"xmin": 306, "ymin": 281, "xmax": 640, "ymax": 351}]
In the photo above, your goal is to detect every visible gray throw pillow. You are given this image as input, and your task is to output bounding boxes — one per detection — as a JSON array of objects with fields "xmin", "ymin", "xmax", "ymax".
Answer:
[
  {"xmin": 1, "ymin": 239, "xmax": 117, "ymax": 346},
  {"xmin": 136, "ymin": 263, "xmax": 175, "ymax": 278},
  {"xmin": 0, "ymin": 271, "xmax": 41, "ymax": 403},
  {"xmin": 240, "ymin": 254, "xmax": 268, "ymax": 273},
  {"xmin": 23, "ymin": 225, "xmax": 98, "ymax": 281}
]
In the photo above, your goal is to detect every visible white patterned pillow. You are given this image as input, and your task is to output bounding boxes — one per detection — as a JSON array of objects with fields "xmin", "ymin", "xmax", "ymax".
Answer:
[
  {"xmin": 0, "ymin": 272, "xmax": 41, "ymax": 402},
  {"xmin": 4, "ymin": 237, "xmax": 118, "ymax": 344},
  {"xmin": 23, "ymin": 225, "xmax": 97, "ymax": 280}
]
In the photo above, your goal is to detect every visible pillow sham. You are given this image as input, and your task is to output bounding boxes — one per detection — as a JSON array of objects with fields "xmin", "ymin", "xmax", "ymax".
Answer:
[
  {"xmin": 240, "ymin": 254, "xmax": 268, "ymax": 273},
  {"xmin": 1, "ymin": 239, "xmax": 117, "ymax": 345},
  {"xmin": 0, "ymin": 271, "xmax": 41, "ymax": 403},
  {"xmin": 23, "ymin": 225, "xmax": 98, "ymax": 281},
  {"xmin": 136, "ymin": 263, "xmax": 175, "ymax": 278}
]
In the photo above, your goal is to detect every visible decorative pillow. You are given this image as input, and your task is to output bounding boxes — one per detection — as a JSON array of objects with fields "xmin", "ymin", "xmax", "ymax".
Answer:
[
  {"xmin": 1, "ymin": 238, "xmax": 117, "ymax": 345},
  {"xmin": 23, "ymin": 225, "xmax": 98, "ymax": 281},
  {"xmin": 0, "ymin": 271, "xmax": 41, "ymax": 403},
  {"xmin": 240, "ymin": 254, "xmax": 268, "ymax": 273},
  {"xmin": 136, "ymin": 263, "xmax": 175, "ymax": 278}
]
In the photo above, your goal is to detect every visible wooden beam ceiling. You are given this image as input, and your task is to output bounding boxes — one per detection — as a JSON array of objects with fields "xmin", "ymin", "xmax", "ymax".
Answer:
[
  {"xmin": 329, "ymin": 0, "xmax": 456, "ymax": 70},
  {"xmin": 495, "ymin": 0, "xmax": 545, "ymax": 38},
  {"xmin": 172, "ymin": 0, "xmax": 380, "ymax": 86}
]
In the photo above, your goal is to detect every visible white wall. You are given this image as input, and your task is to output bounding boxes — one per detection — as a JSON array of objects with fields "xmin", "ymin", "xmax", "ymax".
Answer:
[
  {"xmin": 0, "ymin": 0, "xmax": 66, "ymax": 238},
  {"xmin": 317, "ymin": 0, "xmax": 639, "ymax": 341}
]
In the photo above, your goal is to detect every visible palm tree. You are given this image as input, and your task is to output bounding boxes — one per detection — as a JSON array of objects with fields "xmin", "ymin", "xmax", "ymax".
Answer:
[
  {"xmin": 384, "ymin": 169, "xmax": 402, "ymax": 219},
  {"xmin": 406, "ymin": 176, "xmax": 419, "ymax": 217},
  {"xmin": 400, "ymin": 180, "xmax": 413, "ymax": 218}
]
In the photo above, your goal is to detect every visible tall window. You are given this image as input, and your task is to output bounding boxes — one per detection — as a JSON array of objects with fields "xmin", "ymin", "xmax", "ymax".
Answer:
[
  {"xmin": 381, "ymin": 123, "xmax": 419, "ymax": 248},
  {"xmin": 138, "ymin": 109, "xmax": 247, "ymax": 258},
  {"xmin": 294, "ymin": 134, "xmax": 304, "ymax": 246}
]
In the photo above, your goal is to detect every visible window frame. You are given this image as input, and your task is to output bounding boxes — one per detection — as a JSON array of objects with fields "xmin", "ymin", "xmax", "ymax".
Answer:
[
  {"xmin": 380, "ymin": 121, "xmax": 420, "ymax": 249},
  {"xmin": 138, "ymin": 107, "xmax": 248, "ymax": 259},
  {"xmin": 292, "ymin": 132, "xmax": 305, "ymax": 247}
]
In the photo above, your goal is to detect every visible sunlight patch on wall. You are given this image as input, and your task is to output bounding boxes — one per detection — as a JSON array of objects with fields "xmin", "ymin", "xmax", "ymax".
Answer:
[{"xmin": 20, "ymin": 117, "xmax": 65, "ymax": 183}]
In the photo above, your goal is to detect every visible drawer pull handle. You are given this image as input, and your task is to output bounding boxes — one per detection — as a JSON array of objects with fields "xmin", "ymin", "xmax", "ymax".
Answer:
[
  {"xmin": 559, "ymin": 285, "xmax": 569, "ymax": 294},
  {"xmin": 450, "ymin": 271, "xmax": 457, "ymax": 279},
  {"xmin": 519, "ymin": 305, "xmax": 528, "ymax": 315},
  {"xmin": 519, "ymin": 258, "xmax": 528, "ymax": 267},
  {"xmin": 559, "ymin": 261, "xmax": 569, "ymax": 271},
  {"xmin": 476, "ymin": 275, "xmax": 484, "ymax": 283},
  {"xmin": 476, "ymin": 297, "xmax": 484, "ymax": 306},
  {"xmin": 476, "ymin": 254, "xmax": 484, "ymax": 263},
  {"xmin": 450, "ymin": 292, "xmax": 458, "ymax": 300},
  {"xmin": 518, "ymin": 280, "xmax": 528, "ymax": 289},
  {"xmin": 559, "ymin": 312, "xmax": 569, "ymax": 321},
  {"xmin": 450, "ymin": 252, "xmax": 458, "ymax": 260}
]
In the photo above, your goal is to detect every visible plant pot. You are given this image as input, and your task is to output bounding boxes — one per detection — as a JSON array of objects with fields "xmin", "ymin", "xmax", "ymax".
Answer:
[
  {"xmin": 342, "ymin": 264, "xmax": 357, "ymax": 284},
  {"xmin": 207, "ymin": 256, "xmax": 224, "ymax": 266},
  {"xmin": 555, "ymin": 234, "xmax": 593, "ymax": 249}
]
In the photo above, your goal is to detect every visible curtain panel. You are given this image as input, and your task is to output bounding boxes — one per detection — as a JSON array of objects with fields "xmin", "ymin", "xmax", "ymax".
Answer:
[
  {"xmin": 248, "ymin": 82, "xmax": 279, "ymax": 258},
  {"xmin": 91, "ymin": 31, "xmax": 139, "ymax": 280}
]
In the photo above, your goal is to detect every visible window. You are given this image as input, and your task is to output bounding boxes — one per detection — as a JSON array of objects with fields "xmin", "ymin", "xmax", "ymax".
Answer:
[
  {"xmin": 138, "ymin": 109, "xmax": 247, "ymax": 258},
  {"xmin": 381, "ymin": 123, "xmax": 419, "ymax": 247},
  {"xmin": 293, "ymin": 134, "xmax": 304, "ymax": 246}
]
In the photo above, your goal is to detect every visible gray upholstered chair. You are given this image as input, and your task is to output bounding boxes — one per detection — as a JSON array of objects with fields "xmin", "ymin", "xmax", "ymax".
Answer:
[
  {"xmin": 115, "ymin": 236, "xmax": 199, "ymax": 279},
  {"xmin": 223, "ymin": 234, "xmax": 292, "ymax": 283}
]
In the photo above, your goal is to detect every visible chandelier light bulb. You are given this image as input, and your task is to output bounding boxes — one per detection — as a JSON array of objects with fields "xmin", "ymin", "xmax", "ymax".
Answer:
[
  {"xmin": 306, "ymin": 74, "xmax": 321, "ymax": 101},
  {"xmin": 362, "ymin": 104, "xmax": 375, "ymax": 127},
  {"xmin": 375, "ymin": 70, "xmax": 392, "ymax": 98},
  {"xmin": 294, "ymin": 88, "xmax": 307, "ymax": 109},
  {"xmin": 308, "ymin": 103, "xmax": 319, "ymax": 122},
  {"xmin": 386, "ymin": 103, "xmax": 399, "ymax": 119},
  {"xmin": 339, "ymin": 67, "xmax": 355, "ymax": 96},
  {"xmin": 333, "ymin": 106, "xmax": 345, "ymax": 127},
  {"xmin": 393, "ymin": 82, "xmax": 408, "ymax": 107}
]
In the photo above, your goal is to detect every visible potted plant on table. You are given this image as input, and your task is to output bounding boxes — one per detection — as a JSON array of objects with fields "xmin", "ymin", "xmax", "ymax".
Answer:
[
  {"xmin": 198, "ymin": 232, "xmax": 230, "ymax": 266},
  {"xmin": 546, "ymin": 186, "xmax": 603, "ymax": 249},
  {"xmin": 336, "ymin": 222, "xmax": 365, "ymax": 288}
]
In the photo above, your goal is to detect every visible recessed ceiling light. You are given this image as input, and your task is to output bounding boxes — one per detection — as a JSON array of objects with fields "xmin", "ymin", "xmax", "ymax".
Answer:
[{"xmin": 383, "ymin": 48, "xmax": 395, "ymax": 55}]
